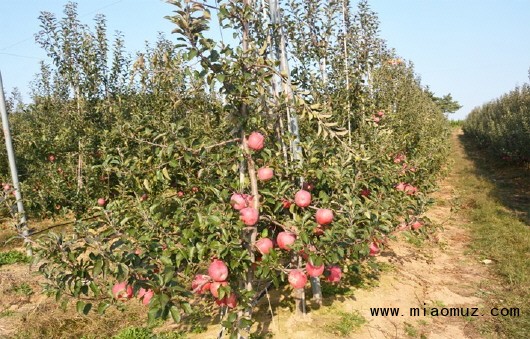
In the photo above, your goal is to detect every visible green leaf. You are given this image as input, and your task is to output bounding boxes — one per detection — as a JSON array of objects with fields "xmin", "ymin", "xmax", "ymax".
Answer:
[
  {"xmin": 170, "ymin": 305, "xmax": 181, "ymax": 323},
  {"xmin": 97, "ymin": 301, "xmax": 110, "ymax": 315},
  {"xmin": 158, "ymin": 293, "xmax": 170, "ymax": 310},
  {"xmin": 76, "ymin": 300, "xmax": 85, "ymax": 314},
  {"xmin": 187, "ymin": 49, "xmax": 198, "ymax": 60},
  {"xmin": 227, "ymin": 312, "xmax": 237, "ymax": 323},
  {"xmin": 181, "ymin": 302, "xmax": 192, "ymax": 314},
  {"xmin": 300, "ymin": 232, "xmax": 309, "ymax": 244},
  {"xmin": 89, "ymin": 281, "xmax": 100, "ymax": 297},
  {"xmin": 148, "ymin": 307, "xmax": 159, "ymax": 323},
  {"xmin": 143, "ymin": 179, "xmax": 151, "ymax": 192},
  {"xmin": 162, "ymin": 167, "xmax": 170, "ymax": 180},
  {"xmin": 83, "ymin": 303, "xmax": 92, "ymax": 315}
]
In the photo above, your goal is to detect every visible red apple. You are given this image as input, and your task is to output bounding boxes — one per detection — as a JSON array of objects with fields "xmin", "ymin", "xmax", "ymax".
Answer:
[
  {"xmin": 208, "ymin": 259, "xmax": 229, "ymax": 282},
  {"xmin": 288, "ymin": 269, "xmax": 307, "ymax": 289},
  {"xmin": 404, "ymin": 185, "xmax": 418, "ymax": 195},
  {"xmin": 225, "ymin": 293, "xmax": 237, "ymax": 308},
  {"xmin": 140, "ymin": 193, "xmax": 148, "ymax": 201},
  {"xmin": 326, "ymin": 265, "xmax": 342, "ymax": 283},
  {"xmin": 394, "ymin": 154, "xmax": 406, "ymax": 163},
  {"xmin": 306, "ymin": 260, "xmax": 325, "ymax": 277},
  {"xmin": 247, "ymin": 132, "xmax": 265, "ymax": 151},
  {"xmin": 240, "ymin": 207, "xmax": 259, "ymax": 226},
  {"xmin": 112, "ymin": 281, "xmax": 133, "ymax": 301},
  {"xmin": 369, "ymin": 242, "xmax": 380, "ymax": 256},
  {"xmin": 192, "ymin": 186, "xmax": 199, "ymax": 193},
  {"xmin": 177, "ymin": 191, "xmax": 184, "ymax": 197},
  {"xmin": 97, "ymin": 198, "xmax": 106, "ymax": 206},
  {"xmin": 282, "ymin": 199, "xmax": 292, "ymax": 209},
  {"xmin": 216, "ymin": 292, "xmax": 237, "ymax": 308},
  {"xmin": 48, "ymin": 154, "xmax": 56, "ymax": 162},
  {"xmin": 395, "ymin": 182, "xmax": 406, "ymax": 191},
  {"xmin": 230, "ymin": 193, "xmax": 248, "ymax": 210},
  {"xmin": 138, "ymin": 288, "xmax": 154, "ymax": 305},
  {"xmin": 360, "ymin": 189, "xmax": 371, "ymax": 197},
  {"xmin": 411, "ymin": 221, "xmax": 423, "ymax": 230},
  {"xmin": 377, "ymin": 111, "xmax": 385, "ymax": 117},
  {"xmin": 277, "ymin": 231, "xmax": 296, "ymax": 250},
  {"xmin": 373, "ymin": 116, "xmax": 380, "ymax": 123},
  {"xmin": 294, "ymin": 190, "xmax": 311, "ymax": 208},
  {"xmin": 192, "ymin": 274, "xmax": 212, "ymax": 294},
  {"xmin": 209, "ymin": 281, "xmax": 228, "ymax": 298},
  {"xmin": 255, "ymin": 238, "xmax": 273, "ymax": 255},
  {"xmin": 3, "ymin": 184, "xmax": 11, "ymax": 191},
  {"xmin": 257, "ymin": 167, "xmax": 274, "ymax": 181},
  {"xmin": 315, "ymin": 209, "xmax": 334, "ymax": 225}
]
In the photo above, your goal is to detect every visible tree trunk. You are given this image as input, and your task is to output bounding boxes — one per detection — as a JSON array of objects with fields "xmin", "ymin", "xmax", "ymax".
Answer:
[{"xmin": 270, "ymin": 0, "xmax": 307, "ymax": 315}]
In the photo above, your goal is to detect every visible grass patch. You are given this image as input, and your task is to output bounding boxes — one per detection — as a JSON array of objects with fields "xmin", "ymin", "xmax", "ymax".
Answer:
[
  {"xmin": 454, "ymin": 131, "xmax": 530, "ymax": 338},
  {"xmin": 111, "ymin": 327, "xmax": 185, "ymax": 339},
  {"xmin": 12, "ymin": 282, "xmax": 34, "ymax": 296},
  {"xmin": 324, "ymin": 310, "xmax": 365, "ymax": 336},
  {"xmin": 402, "ymin": 232, "xmax": 425, "ymax": 247},
  {"xmin": 0, "ymin": 309, "xmax": 15, "ymax": 317},
  {"xmin": 404, "ymin": 322, "xmax": 418, "ymax": 337},
  {"xmin": 0, "ymin": 250, "xmax": 30, "ymax": 266}
]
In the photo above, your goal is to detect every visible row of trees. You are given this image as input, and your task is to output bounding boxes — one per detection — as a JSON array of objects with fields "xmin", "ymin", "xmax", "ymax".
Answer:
[
  {"xmin": 0, "ymin": 1, "xmax": 451, "ymax": 337},
  {"xmin": 463, "ymin": 80, "xmax": 530, "ymax": 161}
]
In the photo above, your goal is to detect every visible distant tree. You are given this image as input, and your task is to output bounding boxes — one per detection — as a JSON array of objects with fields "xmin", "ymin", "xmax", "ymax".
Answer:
[
  {"xmin": 435, "ymin": 93, "xmax": 462, "ymax": 114},
  {"xmin": 5, "ymin": 87, "xmax": 24, "ymax": 114},
  {"xmin": 424, "ymin": 87, "xmax": 462, "ymax": 114}
]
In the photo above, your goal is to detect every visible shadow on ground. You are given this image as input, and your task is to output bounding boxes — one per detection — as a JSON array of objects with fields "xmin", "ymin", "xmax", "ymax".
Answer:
[{"xmin": 458, "ymin": 132, "xmax": 530, "ymax": 225}]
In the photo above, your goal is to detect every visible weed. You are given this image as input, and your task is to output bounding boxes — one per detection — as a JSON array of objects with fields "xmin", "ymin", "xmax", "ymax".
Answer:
[
  {"xmin": 324, "ymin": 311, "xmax": 365, "ymax": 336},
  {"xmin": 0, "ymin": 309, "xmax": 15, "ymax": 317},
  {"xmin": 0, "ymin": 250, "xmax": 29, "ymax": 266},
  {"xmin": 112, "ymin": 327, "xmax": 186, "ymax": 339},
  {"xmin": 404, "ymin": 322, "xmax": 418, "ymax": 337},
  {"xmin": 12, "ymin": 282, "xmax": 34, "ymax": 296}
]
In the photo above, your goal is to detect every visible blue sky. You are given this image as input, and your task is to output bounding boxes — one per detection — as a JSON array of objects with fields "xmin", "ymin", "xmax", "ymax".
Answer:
[{"xmin": 1, "ymin": 0, "xmax": 529, "ymax": 120}]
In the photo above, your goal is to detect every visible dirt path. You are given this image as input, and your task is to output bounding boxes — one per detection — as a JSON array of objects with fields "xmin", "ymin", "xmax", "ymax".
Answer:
[{"xmin": 347, "ymin": 129, "xmax": 491, "ymax": 338}]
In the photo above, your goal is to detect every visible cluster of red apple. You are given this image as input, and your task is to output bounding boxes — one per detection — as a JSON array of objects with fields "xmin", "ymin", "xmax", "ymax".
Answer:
[
  {"xmin": 372, "ymin": 110, "xmax": 385, "ymax": 124},
  {"xmin": 394, "ymin": 153, "xmax": 417, "ymax": 176},
  {"xmin": 112, "ymin": 281, "xmax": 154, "ymax": 305},
  {"xmin": 231, "ymin": 132, "xmax": 344, "ymax": 289},
  {"xmin": 2, "ymin": 183, "xmax": 11, "ymax": 191},
  {"xmin": 255, "ymin": 227, "xmax": 343, "ymax": 288},
  {"xmin": 395, "ymin": 182, "xmax": 418, "ymax": 195},
  {"xmin": 191, "ymin": 259, "xmax": 237, "ymax": 308},
  {"xmin": 1, "ymin": 182, "xmax": 16, "ymax": 197},
  {"xmin": 396, "ymin": 220, "xmax": 423, "ymax": 231}
]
